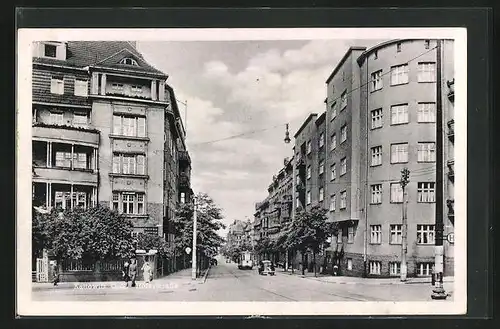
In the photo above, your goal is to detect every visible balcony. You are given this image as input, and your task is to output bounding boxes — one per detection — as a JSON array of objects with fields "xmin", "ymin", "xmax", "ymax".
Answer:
[
  {"xmin": 179, "ymin": 172, "xmax": 190, "ymax": 188},
  {"xmin": 32, "ymin": 123, "xmax": 99, "ymax": 146},
  {"xmin": 447, "ymin": 119, "xmax": 454, "ymax": 142},
  {"xmin": 295, "ymin": 155, "xmax": 305, "ymax": 168},
  {"xmin": 179, "ymin": 150, "xmax": 191, "ymax": 165},
  {"xmin": 447, "ymin": 79, "xmax": 455, "ymax": 102},
  {"xmin": 447, "ymin": 159, "xmax": 455, "ymax": 180},
  {"xmin": 32, "ymin": 166, "xmax": 98, "ymax": 185},
  {"xmin": 446, "ymin": 199, "xmax": 454, "ymax": 222}
]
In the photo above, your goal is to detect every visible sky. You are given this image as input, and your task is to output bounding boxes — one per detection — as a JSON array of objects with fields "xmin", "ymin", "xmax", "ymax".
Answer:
[{"xmin": 137, "ymin": 39, "xmax": 386, "ymax": 236}]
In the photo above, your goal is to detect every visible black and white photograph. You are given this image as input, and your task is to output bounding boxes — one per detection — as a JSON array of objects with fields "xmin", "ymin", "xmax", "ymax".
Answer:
[{"xmin": 16, "ymin": 27, "xmax": 467, "ymax": 316}]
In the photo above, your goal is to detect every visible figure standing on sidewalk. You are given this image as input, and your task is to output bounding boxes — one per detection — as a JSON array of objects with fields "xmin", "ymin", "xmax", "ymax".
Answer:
[
  {"xmin": 122, "ymin": 261, "xmax": 130, "ymax": 287},
  {"xmin": 51, "ymin": 261, "xmax": 60, "ymax": 286},
  {"xmin": 141, "ymin": 260, "xmax": 152, "ymax": 283},
  {"xmin": 128, "ymin": 258, "xmax": 137, "ymax": 287}
]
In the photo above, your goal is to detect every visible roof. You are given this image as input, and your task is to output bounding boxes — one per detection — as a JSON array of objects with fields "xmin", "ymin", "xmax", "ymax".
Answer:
[
  {"xmin": 356, "ymin": 39, "xmax": 419, "ymax": 66},
  {"xmin": 315, "ymin": 111, "xmax": 326, "ymax": 126},
  {"xmin": 294, "ymin": 113, "xmax": 318, "ymax": 138},
  {"xmin": 325, "ymin": 46, "xmax": 367, "ymax": 84},
  {"xmin": 32, "ymin": 89, "xmax": 91, "ymax": 107}
]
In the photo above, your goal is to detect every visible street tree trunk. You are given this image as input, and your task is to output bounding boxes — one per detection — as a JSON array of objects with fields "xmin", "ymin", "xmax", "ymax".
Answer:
[
  {"xmin": 301, "ymin": 250, "xmax": 305, "ymax": 276},
  {"xmin": 313, "ymin": 251, "xmax": 317, "ymax": 277}
]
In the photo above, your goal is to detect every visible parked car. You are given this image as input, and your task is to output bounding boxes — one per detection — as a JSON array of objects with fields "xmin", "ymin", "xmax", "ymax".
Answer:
[{"xmin": 258, "ymin": 260, "xmax": 275, "ymax": 276}]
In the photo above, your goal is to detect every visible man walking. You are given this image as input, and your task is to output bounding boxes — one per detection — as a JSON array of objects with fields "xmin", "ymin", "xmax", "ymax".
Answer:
[{"xmin": 128, "ymin": 258, "xmax": 138, "ymax": 287}]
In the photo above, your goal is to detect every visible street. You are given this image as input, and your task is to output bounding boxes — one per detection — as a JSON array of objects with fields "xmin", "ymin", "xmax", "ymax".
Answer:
[{"xmin": 32, "ymin": 256, "xmax": 453, "ymax": 302}]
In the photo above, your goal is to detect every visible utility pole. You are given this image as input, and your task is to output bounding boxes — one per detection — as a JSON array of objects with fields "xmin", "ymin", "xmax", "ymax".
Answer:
[
  {"xmin": 432, "ymin": 39, "xmax": 448, "ymax": 299},
  {"xmin": 191, "ymin": 196, "xmax": 197, "ymax": 280},
  {"xmin": 399, "ymin": 167, "xmax": 410, "ymax": 281}
]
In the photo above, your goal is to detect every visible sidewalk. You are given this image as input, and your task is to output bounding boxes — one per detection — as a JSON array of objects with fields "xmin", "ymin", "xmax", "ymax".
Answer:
[
  {"xmin": 32, "ymin": 267, "xmax": 210, "ymax": 291},
  {"xmin": 276, "ymin": 269, "xmax": 454, "ymax": 286}
]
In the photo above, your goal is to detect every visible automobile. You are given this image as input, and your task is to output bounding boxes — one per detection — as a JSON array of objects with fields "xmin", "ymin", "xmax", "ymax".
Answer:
[{"xmin": 258, "ymin": 260, "xmax": 275, "ymax": 276}]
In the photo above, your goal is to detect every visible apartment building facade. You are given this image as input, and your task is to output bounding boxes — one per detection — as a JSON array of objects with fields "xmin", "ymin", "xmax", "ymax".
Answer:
[{"xmin": 31, "ymin": 41, "xmax": 192, "ymax": 257}]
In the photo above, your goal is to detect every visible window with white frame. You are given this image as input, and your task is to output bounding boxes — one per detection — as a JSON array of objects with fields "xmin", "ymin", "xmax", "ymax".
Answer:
[
  {"xmin": 307, "ymin": 140, "xmax": 312, "ymax": 154},
  {"xmin": 340, "ymin": 190, "xmax": 347, "ymax": 209},
  {"xmin": 330, "ymin": 134, "xmax": 337, "ymax": 151},
  {"xmin": 113, "ymin": 115, "xmax": 146, "ymax": 137},
  {"xmin": 347, "ymin": 258, "xmax": 353, "ymax": 271},
  {"xmin": 418, "ymin": 102, "xmax": 436, "ymax": 122},
  {"xmin": 418, "ymin": 62, "xmax": 436, "ymax": 82},
  {"xmin": 130, "ymin": 85, "xmax": 143, "ymax": 95},
  {"xmin": 417, "ymin": 263, "xmax": 433, "ymax": 276},
  {"xmin": 371, "ymin": 70, "xmax": 383, "ymax": 91},
  {"xmin": 112, "ymin": 83, "xmax": 124, "ymax": 93},
  {"xmin": 369, "ymin": 261, "xmax": 381, "ymax": 275},
  {"xmin": 319, "ymin": 159, "xmax": 325, "ymax": 175},
  {"xmin": 417, "ymin": 182, "xmax": 435, "ymax": 202},
  {"xmin": 340, "ymin": 90, "xmax": 347, "ymax": 109},
  {"xmin": 341, "ymin": 124, "xmax": 347, "ymax": 142},
  {"xmin": 390, "ymin": 224, "xmax": 402, "ymax": 244},
  {"xmin": 329, "ymin": 194, "xmax": 336, "ymax": 211},
  {"xmin": 390, "ymin": 183, "xmax": 403, "ymax": 203},
  {"xmin": 112, "ymin": 154, "xmax": 146, "ymax": 175},
  {"xmin": 44, "ymin": 44, "xmax": 57, "ymax": 58},
  {"xmin": 73, "ymin": 153, "xmax": 87, "ymax": 169},
  {"xmin": 330, "ymin": 164, "xmax": 336, "ymax": 181},
  {"xmin": 418, "ymin": 142, "xmax": 436, "ymax": 162},
  {"xmin": 55, "ymin": 152, "xmax": 72, "ymax": 168},
  {"xmin": 330, "ymin": 101, "xmax": 337, "ymax": 120},
  {"xmin": 417, "ymin": 225, "xmax": 435, "ymax": 244},
  {"xmin": 307, "ymin": 166, "xmax": 311, "ymax": 179},
  {"xmin": 50, "ymin": 76, "xmax": 64, "ymax": 94},
  {"xmin": 73, "ymin": 113, "xmax": 88, "ymax": 127},
  {"xmin": 340, "ymin": 157, "xmax": 347, "ymax": 176},
  {"xmin": 424, "ymin": 40, "xmax": 430, "ymax": 49},
  {"xmin": 391, "ymin": 143, "xmax": 409, "ymax": 163},
  {"xmin": 389, "ymin": 262, "xmax": 401, "ymax": 276},
  {"xmin": 390, "ymin": 64, "xmax": 409, "ymax": 85},
  {"xmin": 371, "ymin": 184, "xmax": 382, "ymax": 204},
  {"xmin": 348, "ymin": 226, "xmax": 354, "ymax": 243},
  {"xmin": 54, "ymin": 191, "xmax": 87, "ymax": 210},
  {"xmin": 371, "ymin": 146, "xmax": 382, "ymax": 166},
  {"xmin": 370, "ymin": 225, "xmax": 382, "ymax": 244},
  {"xmin": 120, "ymin": 57, "xmax": 139, "ymax": 66},
  {"xmin": 391, "ymin": 104, "xmax": 409, "ymax": 125},
  {"xmin": 306, "ymin": 191, "xmax": 311, "ymax": 205},
  {"xmin": 49, "ymin": 112, "xmax": 64, "ymax": 125},
  {"xmin": 371, "ymin": 108, "xmax": 383, "ymax": 129},
  {"xmin": 112, "ymin": 192, "xmax": 146, "ymax": 215},
  {"xmin": 319, "ymin": 187, "xmax": 324, "ymax": 202},
  {"xmin": 319, "ymin": 133, "xmax": 324, "ymax": 148},
  {"xmin": 74, "ymin": 79, "xmax": 88, "ymax": 96}
]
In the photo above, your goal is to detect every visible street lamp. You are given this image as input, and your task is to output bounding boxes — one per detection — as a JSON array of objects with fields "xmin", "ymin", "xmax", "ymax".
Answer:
[
  {"xmin": 399, "ymin": 168, "xmax": 410, "ymax": 282},
  {"xmin": 191, "ymin": 196, "xmax": 197, "ymax": 280},
  {"xmin": 284, "ymin": 123, "xmax": 291, "ymax": 144}
]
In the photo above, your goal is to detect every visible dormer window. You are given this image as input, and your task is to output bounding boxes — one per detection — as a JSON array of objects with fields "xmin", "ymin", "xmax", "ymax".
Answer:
[
  {"xmin": 44, "ymin": 44, "xmax": 57, "ymax": 58},
  {"xmin": 120, "ymin": 57, "xmax": 139, "ymax": 66}
]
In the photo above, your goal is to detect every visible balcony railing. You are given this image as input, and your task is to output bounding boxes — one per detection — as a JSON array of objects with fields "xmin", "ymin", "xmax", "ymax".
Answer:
[
  {"xmin": 179, "ymin": 172, "xmax": 190, "ymax": 188},
  {"xmin": 447, "ymin": 79, "xmax": 455, "ymax": 102},
  {"xmin": 447, "ymin": 159, "xmax": 455, "ymax": 180},
  {"xmin": 179, "ymin": 150, "xmax": 191, "ymax": 164},
  {"xmin": 295, "ymin": 155, "xmax": 305, "ymax": 168},
  {"xmin": 446, "ymin": 199, "xmax": 455, "ymax": 219},
  {"xmin": 447, "ymin": 119, "xmax": 455, "ymax": 141}
]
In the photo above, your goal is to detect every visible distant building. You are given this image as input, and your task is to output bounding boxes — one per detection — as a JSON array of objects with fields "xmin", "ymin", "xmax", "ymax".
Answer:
[{"xmin": 226, "ymin": 219, "xmax": 253, "ymax": 251}]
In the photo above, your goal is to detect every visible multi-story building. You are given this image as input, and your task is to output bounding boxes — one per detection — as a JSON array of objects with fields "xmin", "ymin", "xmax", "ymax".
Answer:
[
  {"xmin": 226, "ymin": 219, "xmax": 253, "ymax": 251},
  {"xmin": 31, "ymin": 41, "xmax": 192, "ymax": 266}
]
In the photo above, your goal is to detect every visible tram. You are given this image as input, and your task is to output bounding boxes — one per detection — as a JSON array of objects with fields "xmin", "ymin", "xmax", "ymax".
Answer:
[{"xmin": 237, "ymin": 251, "xmax": 254, "ymax": 270}]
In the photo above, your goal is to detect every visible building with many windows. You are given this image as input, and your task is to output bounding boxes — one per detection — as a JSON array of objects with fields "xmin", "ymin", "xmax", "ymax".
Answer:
[{"xmin": 31, "ymin": 41, "xmax": 192, "ymax": 265}]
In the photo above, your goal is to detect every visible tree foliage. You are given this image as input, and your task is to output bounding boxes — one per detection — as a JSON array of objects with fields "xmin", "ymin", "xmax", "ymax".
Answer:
[{"xmin": 135, "ymin": 232, "xmax": 174, "ymax": 259}]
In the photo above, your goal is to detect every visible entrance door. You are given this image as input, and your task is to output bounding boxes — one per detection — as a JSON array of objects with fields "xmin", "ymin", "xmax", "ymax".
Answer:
[{"xmin": 36, "ymin": 258, "xmax": 48, "ymax": 282}]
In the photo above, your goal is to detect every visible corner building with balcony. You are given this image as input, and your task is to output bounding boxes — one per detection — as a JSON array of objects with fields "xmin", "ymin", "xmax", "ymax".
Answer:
[{"xmin": 31, "ymin": 42, "xmax": 192, "ymax": 263}]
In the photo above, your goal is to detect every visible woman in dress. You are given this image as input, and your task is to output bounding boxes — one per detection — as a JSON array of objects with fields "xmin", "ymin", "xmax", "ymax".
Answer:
[
  {"xmin": 122, "ymin": 261, "xmax": 130, "ymax": 287},
  {"xmin": 141, "ymin": 261, "xmax": 152, "ymax": 283}
]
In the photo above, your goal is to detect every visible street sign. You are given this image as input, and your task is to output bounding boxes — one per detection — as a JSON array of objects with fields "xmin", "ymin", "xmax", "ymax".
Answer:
[
  {"xmin": 447, "ymin": 233, "xmax": 455, "ymax": 244},
  {"xmin": 185, "ymin": 247, "xmax": 192, "ymax": 254}
]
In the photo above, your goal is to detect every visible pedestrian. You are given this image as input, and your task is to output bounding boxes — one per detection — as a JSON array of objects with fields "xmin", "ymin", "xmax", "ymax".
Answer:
[
  {"xmin": 141, "ymin": 260, "xmax": 152, "ymax": 283},
  {"xmin": 128, "ymin": 258, "xmax": 137, "ymax": 287},
  {"xmin": 122, "ymin": 261, "xmax": 130, "ymax": 287},
  {"xmin": 51, "ymin": 261, "xmax": 60, "ymax": 286},
  {"xmin": 333, "ymin": 264, "xmax": 339, "ymax": 276}
]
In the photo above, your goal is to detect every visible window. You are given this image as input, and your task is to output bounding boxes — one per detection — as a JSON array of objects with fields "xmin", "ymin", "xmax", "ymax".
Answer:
[
  {"xmin": 340, "ymin": 157, "xmax": 347, "ymax": 176},
  {"xmin": 371, "ymin": 184, "xmax": 382, "ymax": 204},
  {"xmin": 371, "ymin": 70, "xmax": 383, "ymax": 91},
  {"xmin": 49, "ymin": 112, "xmax": 64, "ymax": 125},
  {"xmin": 390, "ymin": 64, "xmax": 409, "ymax": 85},
  {"xmin": 50, "ymin": 76, "xmax": 64, "ymax": 94},
  {"xmin": 319, "ymin": 133, "xmax": 324, "ymax": 148},
  {"xmin": 389, "ymin": 262, "xmax": 401, "ymax": 276},
  {"xmin": 391, "ymin": 143, "xmax": 408, "ymax": 163},
  {"xmin": 342, "ymin": 71, "xmax": 345, "ymax": 81},
  {"xmin": 330, "ymin": 164, "xmax": 336, "ymax": 181},
  {"xmin": 307, "ymin": 140, "xmax": 312, "ymax": 154},
  {"xmin": 391, "ymin": 104, "xmax": 409, "ymax": 124},
  {"xmin": 418, "ymin": 102, "xmax": 436, "ymax": 122},
  {"xmin": 374, "ymin": 51, "xmax": 378, "ymax": 60},
  {"xmin": 330, "ymin": 134, "xmax": 337, "ymax": 151},
  {"xmin": 44, "ymin": 44, "xmax": 57, "ymax": 58},
  {"xmin": 319, "ymin": 160, "xmax": 324, "ymax": 175},
  {"xmin": 418, "ymin": 142, "xmax": 436, "ymax": 162},
  {"xmin": 329, "ymin": 194, "xmax": 336, "ymax": 212},
  {"xmin": 319, "ymin": 187, "xmax": 324, "ymax": 202},
  {"xmin": 55, "ymin": 152, "xmax": 71, "ymax": 168},
  {"xmin": 396, "ymin": 42, "xmax": 402, "ymax": 52},
  {"xmin": 390, "ymin": 224, "xmax": 402, "ymax": 244},
  {"xmin": 73, "ymin": 113, "xmax": 88, "ymax": 127},
  {"xmin": 390, "ymin": 183, "xmax": 404, "ymax": 203},
  {"xmin": 417, "ymin": 263, "xmax": 433, "ymax": 276},
  {"xmin": 74, "ymin": 79, "xmax": 88, "ymax": 96},
  {"xmin": 130, "ymin": 85, "xmax": 143, "ymax": 95},
  {"xmin": 112, "ymin": 83, "xmax": 124, "ymax": 93},
  {"xmin": 180, "ymin": 192, "xmax": 186, "ymax": 204},
  {"xmin": 330, "ymin": 102, "xmax": 337, "ymax": 120},
  {"xmin": 341, "ymin": 125, "xmax": 347, "ymax": 142},
  {"xmin": 424, "ymin": 39, "xmax": 430, "ymax": 49},
  {"xmin": 296, "ymin": 197, "xmax": 300, "ymax": 209},
  {"xmin": 369, "ymin": 261, "xmax": 381, "ymax": 275},
  {"xmin": 371, "ymin": 108, "xmax": 383, "ymax": 129},
  {"xmin": 370, "ymin": 225, "xmax": 382, "ymax": 244},
  {"xmin": 417, "ymin": 225, "xmax": 435, "ymax": 244},
  {"xmin": 340, "ymin": 191, "xmax": 347, "ymax": 209},
  {"xmin": 113, "ymin": 115, "xmax": 146, "ymax": 137},
  {"xmin": 306, "ymin": 166, "xmax": 311, "ymax": 179},
  {"xmin": 120, "ymin": 57, "xmax": 139, "ymax": 66},
  {"xmin": 340, "ymin": 90, "xmax": 347, "ymax": 109},
  {"xmin": 113, "ymin": 154, "xmax": 146, "ymax": 175},
  {"xmin": 371, "ymin": 146, "xmax": 382, "ymax": 166},
  {"xmin": 296, "ymin": 175, "xmax": 300, "ymax": 185},
  {"xmin": 306, "ymin": 191, "xmax": 311, "ymax": 205},
  {"xmin": 418, "ymin": 62, "xmax": 436, "ymax": 82},
  {"xmin": 73, "ymin": 153, "xmax": 87, "ymax": 169},
  {"xmin": 417, "ymin": 182, "xmax": 435, "ymax": 202},
  {"xmin": 347, "ymin": 258, "xmax": 353, "ymax": 271},
  {"xmin": 113, "ymin": 192, "xmax": 146, "ymax": 215},
  {"xmin": 348, "ymin": 227, "xmax": 354, "ymax": 243}
]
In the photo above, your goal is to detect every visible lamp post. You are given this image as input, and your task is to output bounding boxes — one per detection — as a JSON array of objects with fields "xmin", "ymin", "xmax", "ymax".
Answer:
[
  {"xmin": 191, "ymin": 196, "xmax": 197, "ymax": 280},
  {"xmin": 399, "ymin": 167, "xmax": 410, "ymax": 282}
]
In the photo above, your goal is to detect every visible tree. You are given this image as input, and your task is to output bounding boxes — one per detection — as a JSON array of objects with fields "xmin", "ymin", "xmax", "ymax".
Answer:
[
  {"xmin": 135, "ymin": 232, "xmax": 174, "ymax": 259},
  {"xmin": 254, "ymin": 235, "xmax": 273, "ymax": 261},
  {"xmin": 32, "ymin": 206, "xmax": 51, "ymax": 259}
]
